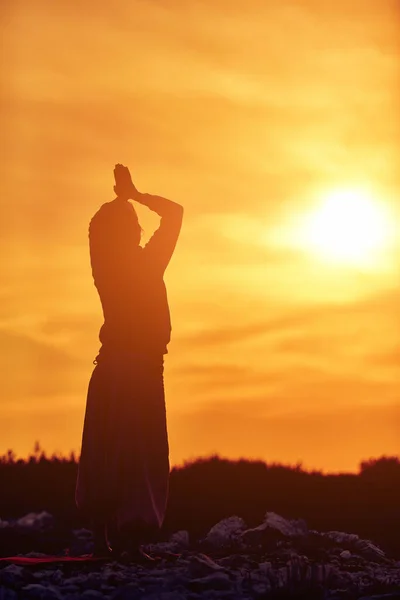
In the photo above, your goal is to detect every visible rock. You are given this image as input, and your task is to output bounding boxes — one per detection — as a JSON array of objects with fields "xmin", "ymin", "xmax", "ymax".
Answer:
[
  {"xmin": 251, "ymin": 582, "xmax": 272, "ymax": 597},
  {"xmin": 187, "ymin": 572, "xmax": 233, "ymax": 591},
  {"xmin": 101, "ymin": 569, "xmax": 131, "ymax": 587},
  {"xmin": 323, "ymin": 530, "xmax": 388, "ymax": 562},
  {"xmin": 0, "ymin": 586, "xmax": 18, "ymax": 600},
  {"xmin": 16, "ymin": 512, "xmax": 54, "ymax": 531},
  {"xmin": 82, "ymin": 573, "xmax": 103, "ymax": 590},
  {"xmin": 325, "ymin": 531, "xmax": 359, "ymax": 545},
  {"xmin": 358, "ymin": 595, "xmax": 400, "ymax": 600},
  {"xmin": 204, "ymin": 516, "xmax": 246, "ymax": 547},
  {"xmin": 169, "ymin": 530, "xmax": 190, "ymax": 549},
  {"xmin": 64, "ymin": 574, "xmax": 94, "ymax": 587},
  {"xmin": 138, "ymin": 575, "xmax": 165, "ymax": 587},
  {"xmin": 72, "ymin": 528, "xmax": 93, "ymax": 539},
  {"xmin": 188, "ymin": 554, "xmax": 226, "ymax": 578},
  {"xmin": 81, "ymin": 591, "xmax": 105, "ymax": 599},
  {"xmin": 0, "ymin": 564, "xmax": 27, "ymax": 585},
  {"xmin": 1, "ymin": 509, "xmax": 399, "ymax": 599},
  {"xmin": 100, "ymin": 584, "xmax": 117, "ymax": 594},
  {"xmin": 264, "ymin": 511, "xmax": 309, "ymax": 537},
  {"xmin": 240, "ymin": 511, "xmax": 308, "ymax": 549},
  {"xmin": 218, "ymin": 554, "xmax": 250, "ymax": 568},
  {"xmin": 144, "ymin": 540, "xmax": 181, "ymax": 554},
  {"xmin": 68, "ymin": 539, "xmax": 93, "ymax": 555},
  {"xmin": 240, "ymin": 522, "xmax": 283, "ymax": 547},
  {"xmin": 110, "ymin": 583, "xmax": 142, "ymax": 599},
  {"xmin": 61, "ymin": 585, "xmax": 80, "ymax": 594},
  {"xmin": 355, "ymin": 538, "xmax": 389, "ymax": 562},
  {"xmin": 139, "ymin": 594, "xmax": 187, "ymax": 600},
  {"xmin": 258, "ymin": 560, "xmax": 274, "ymax": 574},
  {"xmin": 144, "ymin": 531, "xmax": 189, "ymax": 554},
  {"xmin": 21, "ymin": 583, "xmax": 63, "ymax": 599}
]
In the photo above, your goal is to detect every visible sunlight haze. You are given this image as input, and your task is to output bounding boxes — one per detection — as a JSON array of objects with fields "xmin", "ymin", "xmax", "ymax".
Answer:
[{"xmin": 290, "ymin": 187, "xmax": 398, "ymax": 267}]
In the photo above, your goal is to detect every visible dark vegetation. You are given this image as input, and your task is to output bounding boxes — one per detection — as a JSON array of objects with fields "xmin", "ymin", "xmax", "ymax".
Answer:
[{"xmin": 0, "ymin": 444, "xmax": 399, "ymax": 558}]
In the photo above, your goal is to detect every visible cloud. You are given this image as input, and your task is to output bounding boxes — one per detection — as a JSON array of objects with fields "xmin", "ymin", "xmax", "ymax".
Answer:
[
  {"xmin": 175, "ymin": 287, "xmax": 399, "ymax": 352},
  {"xmin": 167, "ymin": 287, "xmax": 399, "ymax": 411},
  {"xmin": 170, "ymin": 363, "xmax": 285, "ymax": 395},
  {"xmin": 0, "ymin": 329, "xmax": 88, "ymax": 406},
  {"xmin": 39, "ymin": 312, "xmax": 99, "ymax": 339},
  {"xmin": 176, "ymin": 321, "xmax": 273, "ymax": 347},
  {"xmin": 368, "ymin": 347, "xmax": 400, "ymax": 370}
]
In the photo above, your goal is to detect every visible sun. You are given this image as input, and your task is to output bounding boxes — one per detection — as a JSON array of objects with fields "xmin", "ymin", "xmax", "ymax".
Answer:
[{"xmin": 297, "ymin": 188, "xmax": 394, "ymax": 267}]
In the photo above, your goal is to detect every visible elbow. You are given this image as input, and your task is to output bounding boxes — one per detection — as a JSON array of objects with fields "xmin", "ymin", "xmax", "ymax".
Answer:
[
  {"xmin": 161, "ymin": 201, "xmax": 183, "ymax": 221},
  {"xmin": 173, "ymin": 203, "xmax": 184, "ymax": 220}
]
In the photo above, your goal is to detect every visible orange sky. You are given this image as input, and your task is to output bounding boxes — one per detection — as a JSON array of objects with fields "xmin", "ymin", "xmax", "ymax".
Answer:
[{"xmin": 1, "ymin": 0, "xmax": 399, "ymax": 473}]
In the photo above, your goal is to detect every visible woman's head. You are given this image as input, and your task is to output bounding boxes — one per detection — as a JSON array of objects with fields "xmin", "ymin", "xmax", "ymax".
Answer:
[{"xmin": 89, "ymin": 199, "xmax": 142, "ymax": 276}]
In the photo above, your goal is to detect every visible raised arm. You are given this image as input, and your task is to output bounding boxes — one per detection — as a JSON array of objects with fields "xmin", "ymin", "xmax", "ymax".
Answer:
[
  {"xmin": 136, "ymin": 192, "xmax": 183, "ymax": 273},
  {"xmin": 137, "ymin": 192, "xmax": 183, "ymax": 219},
  {"xmin": 113, "ymin": 164, "xmax": 183, "ymax": 273}
]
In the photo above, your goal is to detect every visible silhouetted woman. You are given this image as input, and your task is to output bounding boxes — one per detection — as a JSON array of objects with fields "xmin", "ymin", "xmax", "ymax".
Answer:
[{"xmin": 75, "ymin": 164, "xmax": 183, "ymax": 560}]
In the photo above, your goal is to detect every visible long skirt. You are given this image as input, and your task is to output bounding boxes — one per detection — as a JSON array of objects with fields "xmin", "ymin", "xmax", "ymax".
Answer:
[{"xmin": 75, "ymin": 352, "xmax": 169, "ymax": 533}]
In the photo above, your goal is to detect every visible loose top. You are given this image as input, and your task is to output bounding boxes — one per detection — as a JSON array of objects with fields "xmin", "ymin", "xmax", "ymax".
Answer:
[{"xmin": 89, "ymin": 200, "xmax": 183, "ymax": 360}]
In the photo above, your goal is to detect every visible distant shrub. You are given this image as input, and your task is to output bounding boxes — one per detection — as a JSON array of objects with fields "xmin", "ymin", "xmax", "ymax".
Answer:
[
  {"xmin": 359, "ymin": 455, "xmax": 400, "ymax": 479},
  {"xmin": 0, "ymin": 445, "xmax": 399, "ymax": 557}
]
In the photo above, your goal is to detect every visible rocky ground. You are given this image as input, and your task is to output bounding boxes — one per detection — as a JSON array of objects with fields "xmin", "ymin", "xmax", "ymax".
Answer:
[{"xmin": 0, "ymin": 511, "xmax": 399, "ymax": 599}]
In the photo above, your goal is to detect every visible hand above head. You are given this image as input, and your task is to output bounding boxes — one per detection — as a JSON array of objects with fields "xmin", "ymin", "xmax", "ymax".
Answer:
[
  {"xmin": 113, "ymin": 164, "xmax": 140, "ymax": 201},
  {"xmin": 113, "ymin": 164, "xmax": 184, "ymax": 220}
]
